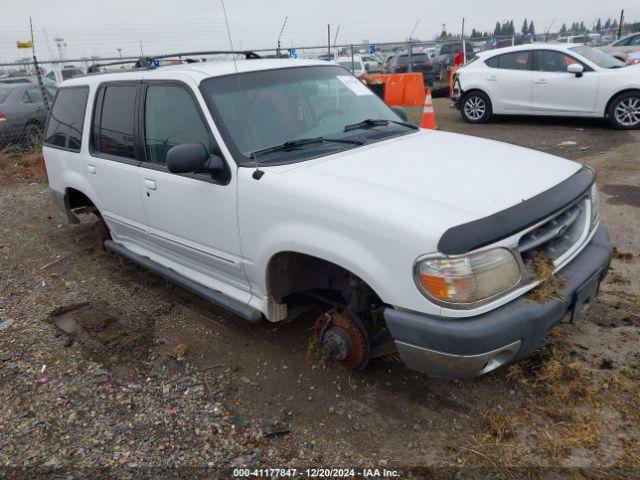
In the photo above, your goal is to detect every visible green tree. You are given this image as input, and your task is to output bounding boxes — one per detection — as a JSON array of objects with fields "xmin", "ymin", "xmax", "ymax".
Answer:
[
  {"xmin": 559, "ymin": 23, "xmax": 567, "ymax": 35},
  {"xmin": 494, "ymin": 21, "xmax": 502, "ymax": 37},
  {"xmin": 595, "ymin": 18, "xmax": 602, "ymax": 31},
  {"xmin": 528, "ymin": 21, "xmax": 536, "ymax": 36},
  {"xmin": 508, "ymin": 20, "xmax": 515, "ymax": 36},
  {"xmin": 521, "ymin": 19, "xmax": 528, "ymax": 36}
]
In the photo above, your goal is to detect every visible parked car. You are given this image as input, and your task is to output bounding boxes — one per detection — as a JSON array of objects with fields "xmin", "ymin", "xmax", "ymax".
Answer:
[
  {"xmin": 43, "ymin": 59, "xmax": 611, "ymax": 379},
  {"xmin": 383, "ymin": 51, "xmax": 439, "ymax": 86},
  {"xmin": 626, "ymin": 50, "xmax": 640, "ymax": 66},
  {"xmin": 433, "ymin": 41, "xmax": 476, "ymax": 80},
  {"xmin": 335, "ymin": 56, "xmax": 366, "ymax": 78},
  {"xmin": 0, "ymin": 79, "xmax": 57, "ymax": 145},
  {"xmin": 453, "ymin": 43, "xmax": 640, "ymax": 129},
  {"xmin": 360, "ymin": 54, "xmax": 383, "ymax": 73},
  {"xmin": 598, "ymin": 32, "xmax": 640, "ymax": 62}
]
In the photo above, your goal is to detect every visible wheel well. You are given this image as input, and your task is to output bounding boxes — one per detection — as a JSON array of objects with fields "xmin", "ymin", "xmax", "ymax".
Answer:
[
  {"xmin": 605, "ymin": 89, "xmax": 640, "ymax": 117},
  {"xmin": 65, "ymin": 187, "xmax": 95, "ymax": 210},
  {"xmin": 266, "ymin": 251, "xmax": 381, "ymax": 313}
]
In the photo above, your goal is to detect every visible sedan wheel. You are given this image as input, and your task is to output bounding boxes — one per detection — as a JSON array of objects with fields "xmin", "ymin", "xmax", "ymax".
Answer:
[
  {"xmin": 609, "ymin": 93, "xmax": 640, "ymax": 129},
  {"xmin": 461, "ymin": 92, "xmax": 492, "ymax": 124}
]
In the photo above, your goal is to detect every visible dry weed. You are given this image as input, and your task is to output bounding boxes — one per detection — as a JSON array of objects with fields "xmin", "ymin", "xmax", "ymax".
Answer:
[
  {"xmin": 525, "ymin": 251, "xmax": 567, "ymax": 303},
  {"xmin": 0, "ymin": 139, "xmax": 47, "ymax": 186},
  {"xmin": 613, "ymin": 247, "xmax": 634, "ymax": 263}
]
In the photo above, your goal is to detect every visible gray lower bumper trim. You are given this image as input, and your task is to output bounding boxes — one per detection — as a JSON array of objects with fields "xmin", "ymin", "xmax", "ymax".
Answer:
[{"xmin": 395, "ymin": 340, "xmax": 522, "ymax": 379}]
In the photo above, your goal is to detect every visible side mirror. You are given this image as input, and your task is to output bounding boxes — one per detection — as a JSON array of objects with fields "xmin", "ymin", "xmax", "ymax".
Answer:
[
  {"xmin": 391, "ymin": 106, "xmax": 408, "ymax": 121},
  {"xmin": 166, "ymin": 143, "xmax": 224, "ymax": 175},
  {"xmin": 567, "ymin": 63, "xmax": 584, "ymax": 76}
]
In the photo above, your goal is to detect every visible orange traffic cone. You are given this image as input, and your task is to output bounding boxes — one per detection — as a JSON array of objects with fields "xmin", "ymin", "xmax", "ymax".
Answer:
[{"xmin": 420, "ymin": 88, "xmax": 437, "ymax": 130}]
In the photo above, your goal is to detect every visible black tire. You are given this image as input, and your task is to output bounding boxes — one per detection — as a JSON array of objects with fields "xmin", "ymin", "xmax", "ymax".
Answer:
[
  {"xmin": 460, "ymin": 91, "xmax": 492, "ymax": 124},
  {"xmin": 607, "ymin": 91, "xmax": 640, "ymax": 130}
]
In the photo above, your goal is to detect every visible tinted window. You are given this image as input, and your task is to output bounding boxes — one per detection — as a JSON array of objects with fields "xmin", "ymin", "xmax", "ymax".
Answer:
[
  {"xmin": 24, "ymin": 87, "xmax": 44, "ymax": 103},
  {"xmin": 92, "ymin": 85, "xmax": 136, "ymax": 159},
  {"xmin": 397, "ymin": 53, "xmax": 429, "ymax": 65},
  {"xmin": 144, "ymin": 85, "xmax": 211, "ymax": 166},
  {"xmin": 535, "ymin": 51, "xmax": 576, "ymax": 72},
  {"xmin": 45, "ymin": 87, "xmax": 88, "ymax": 151},
  {"xmin": 570, "ymin": 46, "xmax": 625, "ymax": 69},
  {"xmin": 491, "ymin": 51, "xmax": 530, "ymax": 70}
]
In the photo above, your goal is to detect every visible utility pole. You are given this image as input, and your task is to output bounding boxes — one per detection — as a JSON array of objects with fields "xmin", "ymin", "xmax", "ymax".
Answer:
[
  {"xmin": 54, "ymin": 37, "xmax": 66, "ymax": 61},
  {"xmin": 276, "ymin": 16, "xmax": 287, "ymax": 57},
  {"xmin": 327, "ymin": 24, "xmax": 331, "ymax": 59},
  {"xmin": 117, "ymin": 48, "xmax": 123, "ymax": 61},
  {"xmin": 618, "ymin": 10, "xmax": 624, "ymax": 39},
  {"xmin": 30, "ymin": 17, "xmax": 50, "ymax": 112},
  {"xmin": 462, "ymin": 18, "xmax": 466, "ymax": 62},
  {"xmin": 333, "ymin": 25, "xmax": 340, "ymax": 51},
  {"xmin": 138, "ymin": 40, "xmax": 144, "ymax": 57}
]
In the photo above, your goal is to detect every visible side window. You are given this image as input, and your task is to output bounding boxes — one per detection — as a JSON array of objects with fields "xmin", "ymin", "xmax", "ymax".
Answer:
[
  {"xmin": 630, "ymin": 35, "xmax": 640, "ymax": 46},
  {"xmin": 496, "ymin": 51, "xmax": 530, "ymax": 70},
  {"xmin": 535, "ymin": 51, "xmax": 577, "ymax": 72},
  {"xmin": 91, "ymin": 84, "xmax": 137, "ymax": 159},
  {"xmin": 44, "ymin": 87, "xmax": 89, "ymax": 152},
  {"xmin": 485, "ymin": 56, "xmax": 499, "ymax": 68},
  {"xmin": 26, "ymin": 88, "xmax": 44, "ymax": 103},
  {"xmin": 143, "ymin": 84, "xmax": 211, "ymax": 166}
]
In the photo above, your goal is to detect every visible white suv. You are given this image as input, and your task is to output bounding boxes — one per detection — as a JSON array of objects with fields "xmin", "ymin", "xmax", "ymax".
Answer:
[
  {"xmin": 43, "ymin": 58, "xmax": 612, "ymax": 378},
  {"xmin": 453, "ymin": 43, "xmax": 640, "ymax": 129}
]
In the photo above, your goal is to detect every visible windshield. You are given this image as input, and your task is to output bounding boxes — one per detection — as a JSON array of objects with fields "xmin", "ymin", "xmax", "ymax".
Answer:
[
  {"xmin": 200, "ymin": 65, "xmax": 403, "ymax": 165},
  {"xmin": 570, "ymin": 46, "xmax": 625, "ymax": 69}
]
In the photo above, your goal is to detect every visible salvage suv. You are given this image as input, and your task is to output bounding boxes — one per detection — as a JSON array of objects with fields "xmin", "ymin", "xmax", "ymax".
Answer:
[{"xmin": 43, "ymin": 58, "xmax": 612, "ymax": 378}]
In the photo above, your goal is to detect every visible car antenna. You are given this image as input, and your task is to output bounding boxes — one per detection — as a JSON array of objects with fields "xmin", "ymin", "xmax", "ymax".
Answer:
[{"xmin": 220, "ymin": 0, "xmax": 264, "ymax": 181}]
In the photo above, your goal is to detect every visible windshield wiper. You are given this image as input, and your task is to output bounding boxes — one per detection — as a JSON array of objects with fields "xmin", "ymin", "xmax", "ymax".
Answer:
[
  {"xmin": 343, "ymin": 118, "xmax": 418, "ymax": 132},
  {"xmin": 250, "ymin": 136, "xmax": 363, "ymax": 159}
]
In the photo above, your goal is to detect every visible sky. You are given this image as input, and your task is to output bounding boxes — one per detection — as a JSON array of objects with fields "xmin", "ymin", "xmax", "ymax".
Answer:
[{"xmin": 1, "ymin": 0, "xmax": 639, "ymax": 63}]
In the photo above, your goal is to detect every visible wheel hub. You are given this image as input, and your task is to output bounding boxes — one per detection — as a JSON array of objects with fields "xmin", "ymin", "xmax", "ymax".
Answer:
[{"xmin": 315, "ymin": 310, "xmax": 370, "ymax": 370}]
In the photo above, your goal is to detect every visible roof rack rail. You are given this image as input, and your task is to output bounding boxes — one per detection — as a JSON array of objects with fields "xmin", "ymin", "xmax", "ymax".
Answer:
[{"xmin": 87, "ymin": 50, "xmax": 261, "ymax": 73}]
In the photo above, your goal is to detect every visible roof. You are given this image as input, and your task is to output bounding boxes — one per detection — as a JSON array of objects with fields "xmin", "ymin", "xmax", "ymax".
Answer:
[
  {"xmin": 60, "ymin": 58, "xmax": 331, "ymax": 87},
  {"xmin": 477, "ymin": 43, "xmax": 586, "ymax": 58}
]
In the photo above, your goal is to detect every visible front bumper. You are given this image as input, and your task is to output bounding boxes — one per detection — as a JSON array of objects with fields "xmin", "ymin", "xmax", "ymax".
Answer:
[{"xmin": 384, "ymin": 224, "xmax": 613, "ymax": 379}]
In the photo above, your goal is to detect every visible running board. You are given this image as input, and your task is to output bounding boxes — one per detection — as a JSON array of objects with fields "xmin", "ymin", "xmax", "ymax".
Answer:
[{"xmin": 104, "ymin": 240, "xmax": 262, "ymax": 323}]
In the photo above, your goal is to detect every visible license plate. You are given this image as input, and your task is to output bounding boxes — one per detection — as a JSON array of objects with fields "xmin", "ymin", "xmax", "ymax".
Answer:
[{"xmin": 571, "ymin": 270, "xmax": 602, "ymax": 323}]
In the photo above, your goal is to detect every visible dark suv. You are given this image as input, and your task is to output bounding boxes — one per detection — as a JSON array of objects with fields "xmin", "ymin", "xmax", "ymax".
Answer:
[
  {"xmin": 383, "ymin": 52, "xmax": 439, "ymax": 86},
  {"xmin": 433, "ymin": 42, "xmax": 476, "ymax": 81}
]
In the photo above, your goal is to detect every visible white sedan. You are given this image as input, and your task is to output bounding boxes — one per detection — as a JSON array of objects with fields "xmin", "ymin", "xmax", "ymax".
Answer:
[{"xmin": 453, "ymin": 43, "xmax": 640, "ymax": 129}]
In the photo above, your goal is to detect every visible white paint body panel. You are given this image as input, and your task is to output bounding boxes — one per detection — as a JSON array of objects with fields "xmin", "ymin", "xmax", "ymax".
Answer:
[
  {"xmin": 457, "ymin": 43, "xmax": 640, "ymax": 117},
  {"xmin": 44, "ymin": 59, "xmax": 587, "ymax": 321}
]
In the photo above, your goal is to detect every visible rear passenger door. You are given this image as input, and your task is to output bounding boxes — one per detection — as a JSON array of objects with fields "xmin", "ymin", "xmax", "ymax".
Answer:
[
  {"xmin": 137, "ymin": 81, "xmax": 250, "ymax": 300},
  {"xmin": 87, "ymin": 82, "xmax": 149, "ymax": 245},
  {"xmin": 484, "ymin": 51, "xmax": 533, "ymax": 113}
]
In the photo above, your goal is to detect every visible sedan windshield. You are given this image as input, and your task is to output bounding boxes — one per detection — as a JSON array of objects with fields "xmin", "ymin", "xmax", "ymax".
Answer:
[
  {"xmin": 200, "ymin": 65, "xmax": 404, "ymax": 165},
  {"xmin": 569, "ymin": 46, "xmax": 625, "ymax": 69}
]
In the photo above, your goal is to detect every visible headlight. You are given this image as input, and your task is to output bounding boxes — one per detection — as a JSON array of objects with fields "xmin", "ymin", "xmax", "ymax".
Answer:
[
  {"xmin": 589, "ymin": 183, "xmax": 599, "ymax": 230},
  {"xmin": 415, "ymin": 248, "xmax": 521, "ymax": 306}
]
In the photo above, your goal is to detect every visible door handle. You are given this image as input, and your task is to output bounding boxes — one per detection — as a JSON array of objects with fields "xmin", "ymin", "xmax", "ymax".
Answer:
[
  {"xmin": 144, "ymin": 179, "xmax": 157, "ymax": 190},
  {"xmin": 487, "ymin": 76, "xmax": 498, "ymax": 81},
  {"xmin": 87, "ymin": 165, "xmax": 96, "ymax": 175},
  {"xmin": 535, "ymin": 79, "xmax": 548, "ymax": 85}
]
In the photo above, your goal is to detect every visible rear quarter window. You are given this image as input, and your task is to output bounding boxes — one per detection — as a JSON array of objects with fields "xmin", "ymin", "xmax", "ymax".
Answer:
[{"xmin": 44, "ymin": 87, "xmax": 89, "ymax": 152}]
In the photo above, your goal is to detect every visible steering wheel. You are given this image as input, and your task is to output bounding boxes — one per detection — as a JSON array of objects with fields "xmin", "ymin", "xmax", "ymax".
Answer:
[{"xmin": 315, "ymin": 108, "xmax": 344, "ymax": 125}]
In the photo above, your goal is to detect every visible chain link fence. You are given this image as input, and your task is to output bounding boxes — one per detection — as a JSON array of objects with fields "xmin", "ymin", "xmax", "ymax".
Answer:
[{"xmin": 1, "ymin": 25, "xmax": 639, "ymax": 149}]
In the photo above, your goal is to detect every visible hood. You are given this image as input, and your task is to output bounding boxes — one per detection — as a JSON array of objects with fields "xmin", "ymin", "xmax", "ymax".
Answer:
[{"xmin": 278, "ymin": 130, "xmax": 582, "ymax": 236}]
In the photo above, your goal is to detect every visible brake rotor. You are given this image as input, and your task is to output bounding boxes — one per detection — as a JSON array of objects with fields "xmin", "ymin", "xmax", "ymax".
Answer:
[{"xmin": 314, "ymin": 310, "xmax": 370, "ymax": 370}]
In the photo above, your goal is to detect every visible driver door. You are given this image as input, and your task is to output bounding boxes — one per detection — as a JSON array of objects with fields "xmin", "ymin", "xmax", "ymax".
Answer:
[
  {"xmin": 532, "ymin": 50, "xmax": 599, "ymax": 114},
  {"xmin": 137, "ymin": 81, "xmax": 251, "ymax": 300}
]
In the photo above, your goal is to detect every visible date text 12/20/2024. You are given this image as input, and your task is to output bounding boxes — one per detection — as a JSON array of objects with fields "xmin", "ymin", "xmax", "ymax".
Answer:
[{"xmin": 233, "ymin": 468, "xmax": 401, "ymax": 478}]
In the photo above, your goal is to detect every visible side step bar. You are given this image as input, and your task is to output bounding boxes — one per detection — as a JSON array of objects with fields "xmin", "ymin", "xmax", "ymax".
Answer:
[{"xmin": 104, "ymin": 240, "xmax": 262, "ymax": 323}]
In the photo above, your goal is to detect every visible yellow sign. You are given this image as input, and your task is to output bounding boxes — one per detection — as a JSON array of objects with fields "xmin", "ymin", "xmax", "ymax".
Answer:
[{"xmin": 16, "ymin": 40, "xmax": 33, "ymax": 49}]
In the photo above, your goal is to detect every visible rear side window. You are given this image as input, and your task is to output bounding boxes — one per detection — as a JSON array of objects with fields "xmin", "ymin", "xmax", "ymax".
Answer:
[
  {"xmin": 45, "ymin": 87, "xmax": 89, "ymax": 152},
  {"xmin": 486, "ymin": 51, "xmax": 530, "ymax": 70},
  {"xmin": 143, "ymin": 84, "xmax": 211, "ymax": 166},
  {"xmin": 91, "ymin": 84, "xmax": 137, "ymax": 159}
]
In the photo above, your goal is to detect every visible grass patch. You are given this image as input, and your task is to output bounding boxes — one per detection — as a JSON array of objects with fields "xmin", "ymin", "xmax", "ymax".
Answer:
[
  {"xmin": 0, "ymin": 138, "xmax": 47, "ymax": 186},
  {"xmin": 525, "ymin": 251, "xmax": 566, "ymax": 304}
]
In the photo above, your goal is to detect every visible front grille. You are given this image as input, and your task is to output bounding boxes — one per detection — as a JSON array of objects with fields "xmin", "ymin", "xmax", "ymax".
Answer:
[{"xmin": 518, "ymin": 198, "xmax": 588, "ymax": 263}]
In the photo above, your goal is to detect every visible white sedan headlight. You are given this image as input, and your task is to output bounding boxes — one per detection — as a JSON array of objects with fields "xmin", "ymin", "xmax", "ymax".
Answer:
[
  {"xmin": 589, "ymin": 183, "xmax": 599, "ymax": 230},
  {"xmin": 415, "ymin": 248, "xmax": 521, "ymax": 306}
]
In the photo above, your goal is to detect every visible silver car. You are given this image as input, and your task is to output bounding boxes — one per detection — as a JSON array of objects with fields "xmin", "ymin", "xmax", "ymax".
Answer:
[
  {"xmin": 599, "ymin": 32, "xmax": 640, "ymax": 62},
  {"xmin": 0, "ymin": 78, "xmax": 57, "ymax": 146}
]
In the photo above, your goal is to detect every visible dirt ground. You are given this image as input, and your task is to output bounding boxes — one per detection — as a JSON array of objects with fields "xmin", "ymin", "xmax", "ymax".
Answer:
[{"xmin": 1, "ymin": 100, "xmax": 639, "ymax": 478}]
